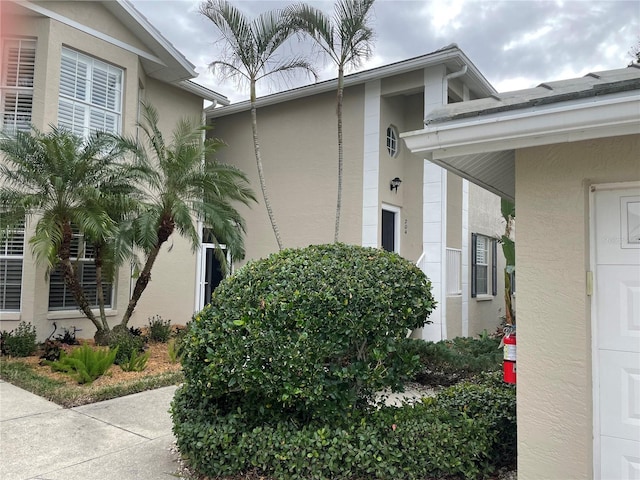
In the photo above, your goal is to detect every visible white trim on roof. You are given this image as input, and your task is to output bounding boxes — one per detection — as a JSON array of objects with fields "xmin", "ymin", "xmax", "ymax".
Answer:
[
  {"xmin": 179, "ymin": 81, "xmax": 230, "ymax": 106},
  {"xmin": 401, "ymin": 90, "xmax": 640, "ymax": 159},
  {"xmin": 207, "ymin": 46, "xmax": 496, "ymax": 117},
  {"xmin": 117, "ymin": 0, "xmax": 196, "ymax": 76},
  {"xmin": 18, "ymin": 1, "xmax": 166, "ymax": 65}
]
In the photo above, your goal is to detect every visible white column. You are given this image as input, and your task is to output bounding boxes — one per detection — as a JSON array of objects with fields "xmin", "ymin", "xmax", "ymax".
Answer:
[
  {"xmin": 421, "ymin": 162, "xmax": 447, "ymax": 341},
  {"xmin": 361, "ymin": 80, "xmax": 381, "ymax": 248},
  {"xmin": 461, "ymin": 179, "xmax": 470, "ymax": 336},
  {"xmin": 419, "ymin": 65, "xmax": 448, "ymax": 341}
]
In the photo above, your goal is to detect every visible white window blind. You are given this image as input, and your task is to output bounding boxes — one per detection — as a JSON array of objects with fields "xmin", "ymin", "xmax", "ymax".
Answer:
[
  {"xmin": 48, "ymin": 230, "xmax": 112, "ymax": 311},
  {"xmin": 0, "ymin": 223, "xmax": 25, "ymax": 312},
  {"xmin": 58, "ymin": 48, "xmax": 122, "ymax": 137},
  {"xmin": 1, "ymin": 38, "xmax": 36, "ymax": 134},
  {"xmin": 475, "ymin": 235, "xmax": 489, "ymax": 295}
]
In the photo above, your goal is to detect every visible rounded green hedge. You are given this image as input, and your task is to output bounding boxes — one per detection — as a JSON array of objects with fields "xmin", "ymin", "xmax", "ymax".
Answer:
[
  {"xmin": 177, "ymin": 243, "xmax": 435, "ymax": 423},
  {"xmin": 172, "ymin": 372, "xmax": 516, "ymax": 479}
]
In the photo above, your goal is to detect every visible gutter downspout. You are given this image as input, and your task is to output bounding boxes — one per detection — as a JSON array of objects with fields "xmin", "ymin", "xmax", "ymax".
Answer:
[
  {"xmin": 445, "ymin": 64, "xmax": 467, "ymax": 81},
  {"xmin": 444, "ymin": 65, "xmax": 468, "ymax": 104}
]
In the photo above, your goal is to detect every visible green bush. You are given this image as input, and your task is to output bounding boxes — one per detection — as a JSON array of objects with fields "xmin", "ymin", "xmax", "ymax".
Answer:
[
  {"xmin": 147, "ymin": 315, "xmax": 172, "ymax": 342},
  {"xmin": 179, "ymin": 243, "xmax": 436, "ymax": 424},
  {"xmin": 400, "ymin": 334, "xmax": 502, "ymax": 386},
  {"xmin": 45, "ymin": 344, "xmax": 117, "ymax": 384},
  {"xmin": 119, "ymin": 349, "xmax": 150, "ymax": 372},
  {"xmin": 1, "ymin": 321, "xmax": 37, "ymax": 357},
  {"xmin": 171, "ymin": 373, "xmax": 515, "ymax": 479},
  {"xmin": 428, "ymin": 371, "xmax": 517, "ymax": 467},
  {"xmin": 108, "ymin": 329, "xmax": 146, "ymax": 365},
  {"xmin": 39, "ymin": 339, "xmax": 63, "ymax": 362}
]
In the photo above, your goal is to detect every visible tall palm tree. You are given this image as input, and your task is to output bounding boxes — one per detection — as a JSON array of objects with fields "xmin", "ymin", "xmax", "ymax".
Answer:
[
  {"xmin": 0, "ymin": 127, "xmax": 143, "ymax": 335},
  {"xmin": 200, "ymin": 0, "xmax": 317, "ymax": 251},
  {"xmin": 117, "ymin": 103, "xmax": 256, "ymax": 328},
  {"xmin": 287, "ymin": 0, "xmax": 375, "ymax": 242}
]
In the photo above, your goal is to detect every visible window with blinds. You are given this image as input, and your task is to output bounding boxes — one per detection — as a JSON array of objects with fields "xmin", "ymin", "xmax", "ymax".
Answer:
[
  {"xmin": 58, "ymin": 48, "xmax": 122, "ymax": 137},
  {"xmin": 48, "ymin": 230, "xmax": 113, "ymax": 311},
  {"xmin": 1, "ymin": 38, "xmax": 36, "ymax": 134},
  {"xmin": 0, "ymin": 223, "xmax": 25, "ymax": 312},
  {"xmin": 471, "ymin": 233, "xmax": 497, "ymax": 298}
]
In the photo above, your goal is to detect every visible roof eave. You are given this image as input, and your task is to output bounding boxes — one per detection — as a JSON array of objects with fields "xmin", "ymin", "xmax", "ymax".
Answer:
[
  {"xmin": 402, "ymin": 91, "xmax": 640, "ymax": 158},
  {"xmin": 107, "ymin": 0, "xmax": 198, "ymax": 81},
  {"xmin": 207, "ymin": 47, "xmax": 496, "ymax": 118},
  {"xmin": 401, "ymin": 91, "xmax": 640, "ymax": 202},
  {"xmin": 178, "ymin": 80, "xmax": 230, "ymax": 105}
]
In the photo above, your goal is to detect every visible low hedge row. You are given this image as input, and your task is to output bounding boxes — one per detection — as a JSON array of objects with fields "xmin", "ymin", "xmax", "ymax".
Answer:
[
  {"xmin": 171, "ymin": 372, "xmax": 516, "ymax": 479},
  {"xmin": 401, "ymin": 335, "xmax": 503, "ymax": 386}
]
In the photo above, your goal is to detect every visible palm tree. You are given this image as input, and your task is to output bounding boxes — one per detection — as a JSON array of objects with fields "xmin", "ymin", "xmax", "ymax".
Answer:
[
  {"xmin": 116, "ymin": 103, "xmax": 256, "ymax": 329},
  {"xmin": 0, "ymin": 127, "xmax": 143, "ymax": 336},
  {"xmin": 287, "ymin": 0, "xmax": 375, "ymax": 242},
  {"xmin": 200, "ymin": 0, "xmax": 317, "ymax": 251}
]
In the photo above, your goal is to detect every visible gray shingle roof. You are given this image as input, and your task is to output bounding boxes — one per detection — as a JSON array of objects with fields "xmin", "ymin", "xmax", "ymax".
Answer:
[{"xmin": 426, "ymin": 64, "xmax": 640, "ymax": 125}]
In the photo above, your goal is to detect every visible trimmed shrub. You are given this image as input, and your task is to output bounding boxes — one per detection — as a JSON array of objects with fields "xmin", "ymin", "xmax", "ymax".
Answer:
[
  {"xmin": 179, "ymin": 243, "xmax": 436, "ymax": 424},
  {"xmin": 108, "ymin": 329, "xmax": 146, "ymax": 366},
  {"xmin": 401, "ymin": 334, "xmax": 502, "ymax": 386},
  {"xmin": 1, "ymin": 321, "xmax": 37, "ymax": 357},
  {"xmin": 147, "ymin": 315, "xmax": 172, "ymax": 342},
  {"xmin": 171, "ymin": 373, "xmax": 515, "ymax": 479},
  {"xmin": 428, "ymin": 371, "xmax": 517, "ymax": 467}
]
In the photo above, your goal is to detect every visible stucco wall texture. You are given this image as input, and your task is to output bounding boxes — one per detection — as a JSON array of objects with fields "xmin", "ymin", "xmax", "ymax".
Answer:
[
  {"xmin": 515, "ymin": 133, "xmax": 640, "ymax": 479},
  {"xmin": 0, "ymin": 4, "xmax": 205, "ymax": 338}
]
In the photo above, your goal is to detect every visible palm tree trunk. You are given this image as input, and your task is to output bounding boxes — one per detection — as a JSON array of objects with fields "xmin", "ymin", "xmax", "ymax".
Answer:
[
  {"xmin": 93, "ymin": 243, "xmax": 110, "ymax": 331},
  {"xmin": 58, "ymin": 222, "xmax": 101, "ymax": 332},
  {"xmin": 119, "ymin": 243, "xmax": 162, "ymax": 327},
  {"xmin": 120, "ymin": 214, "xmax": 174, "ymax": 327},
  {"xmin": 334, "ymin": 69, "xmax": 345, "ymax": 243},
  {"xmin": 250, "ymin": 80, "xmax": 283, "ymax": 251}
]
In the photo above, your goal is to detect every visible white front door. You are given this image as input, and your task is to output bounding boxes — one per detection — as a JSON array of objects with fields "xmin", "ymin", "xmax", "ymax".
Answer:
[{"xmin": 593, "ymin": 184, "xmax": 640, "ymax": 480}]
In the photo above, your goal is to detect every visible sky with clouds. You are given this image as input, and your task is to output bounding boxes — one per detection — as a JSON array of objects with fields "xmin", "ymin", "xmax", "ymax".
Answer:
[{"xmin": 131, "ymin": 0, "xmax": 640, "ymax": 103}]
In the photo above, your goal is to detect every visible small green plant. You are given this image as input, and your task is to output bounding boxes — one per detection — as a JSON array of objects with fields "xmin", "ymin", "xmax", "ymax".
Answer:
[
  {"xmin": 119, "ymin": 349, "xmax": 150, "ymax": 372},
  {"xmin": 108, "ymin": 329, "xmax": 146, "ymax": 365},
  {"xmin": 0, "ymin": 321, "xmax": 37, "ymax": 357},
  {"xmin": 45, "ymin": 344, "xmax": 117, "ymax": 384},
  {"xmin": 147, "ymin": 315, "xmax": 172, "ymax": 343},
  {"xmin": 129, "ymin": 326, "xmax": 143, "ymax": 337},
  {"xmin": 167, "ymin": 338, "xmax": 180, "ymax": 364},
  {"xmin": 55, "ymin": 327, "xmax": 80, "ymax": 345},
  {"xmin": 39, "ymin": 339, "xmax": 63, "ymax": 362}
]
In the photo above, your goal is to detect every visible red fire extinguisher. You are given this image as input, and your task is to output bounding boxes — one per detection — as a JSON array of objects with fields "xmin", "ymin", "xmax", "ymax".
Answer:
[{"xmin": 503, "ymin": 328, "xmax": 516, "ymax": 384}]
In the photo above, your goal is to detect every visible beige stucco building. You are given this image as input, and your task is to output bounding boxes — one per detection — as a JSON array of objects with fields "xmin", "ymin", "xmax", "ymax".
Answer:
[
  {"xmin": 0, "ymin": 0, "xmax": 227, "ymax": 340},
  {"xmin": 1, "ymin": 2, "xmax": 510, "ymax": 345},
  {"xmin": 403, "ymin": 66, "xmax": 640, "ymax": 479},
  {"xmin": 207, "ymin": 47, "xmax": 510, "ymax": 342}
]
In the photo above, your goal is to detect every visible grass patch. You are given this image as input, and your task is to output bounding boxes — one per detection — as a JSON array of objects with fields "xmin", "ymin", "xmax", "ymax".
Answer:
[{"xmin": 0, "ymin": 357, "xmax": 183, "ymax": 407}]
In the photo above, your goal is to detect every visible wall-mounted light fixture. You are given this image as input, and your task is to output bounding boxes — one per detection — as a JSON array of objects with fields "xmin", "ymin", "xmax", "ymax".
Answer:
[{"xmin": 390, "ymin": 177, "xmax": 402, "ymax": 192}]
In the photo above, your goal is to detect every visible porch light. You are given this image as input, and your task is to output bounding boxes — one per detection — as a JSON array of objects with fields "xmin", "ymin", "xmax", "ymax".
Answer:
[{"xmin": 390, "ymin": 177, "xmax": 402, "ymax": 192}]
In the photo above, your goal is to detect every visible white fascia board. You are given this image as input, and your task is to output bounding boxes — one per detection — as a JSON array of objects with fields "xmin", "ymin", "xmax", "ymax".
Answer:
[
  {"xmin": 178, "ymin": 81, "xmax": 230, "ymax": 105},
  {"xmin": 207, "ymin": 48, "xmax": 494, "ymax": 118},
  {"xmin": 117, "ymin": 0, "xmax": 197, "ymax": 77},
  {"xmin": 401, "ymin": 91, "xmax": 640, "ymax": 158},
  {"xmin": 19, "ymin": 1, "xmax": 166, "ymax": 66}
]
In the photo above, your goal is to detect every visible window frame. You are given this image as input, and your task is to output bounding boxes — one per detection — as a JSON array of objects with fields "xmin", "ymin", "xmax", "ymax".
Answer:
[
  {"xmin": 386, "ymin": 124, "xmax": 399, "ymax": 158},
  {"xmin": 57, "ymin": 47, "xmax": 123, "ymax": 137},
  {"xmin": 1, "ymin": 37, "xmax": 36, "ymax": 134},
  {"xmin": 471, "ymin": 233, "xmax": 497, "ymax": 298},
  {"xmin": 0, "ymin": 222, "xmax": 25, "ymax": 312},
  {"xmin": 47, "ymin": 231, "xmax": 114, "ymax": 311}
]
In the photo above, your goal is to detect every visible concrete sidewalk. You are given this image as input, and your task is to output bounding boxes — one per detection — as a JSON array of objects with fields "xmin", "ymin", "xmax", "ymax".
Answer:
[{"xmin": 0, "ymin": 380, "xmax": 181, "ymax": 480}]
